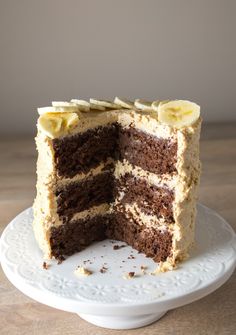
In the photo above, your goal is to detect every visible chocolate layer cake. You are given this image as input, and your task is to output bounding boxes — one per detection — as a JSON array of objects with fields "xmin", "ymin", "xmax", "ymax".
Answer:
[{"xmin": 33, "ymin": 98, "xmax": 201, "ymax": 271}]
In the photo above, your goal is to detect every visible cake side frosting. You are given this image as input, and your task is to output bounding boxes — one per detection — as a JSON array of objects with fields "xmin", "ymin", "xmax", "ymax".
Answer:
[
  {"xmin": 33, "ymin": 131, "xmax": 59, "ymax": 258},
  {"xmin": 172, "ymin": 119, "xmax": 201, "ymax": 259}
]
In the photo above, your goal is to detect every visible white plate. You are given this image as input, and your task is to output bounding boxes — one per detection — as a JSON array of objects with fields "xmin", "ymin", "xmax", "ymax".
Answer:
[{"xmin": 0, "ymin": 204, "xmax": 235, "ymax": 329}]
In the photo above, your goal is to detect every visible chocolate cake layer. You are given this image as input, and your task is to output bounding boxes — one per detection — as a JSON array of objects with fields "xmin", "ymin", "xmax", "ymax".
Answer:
[
  {"xmin": 53, "ymin": 124, "xmax": 119, "ymax": 178},
  {"xmin": 50, "ymin": 210, "xmax": 172, "ymax": 262},
  {"xmin": 119, "ymin": 127, "xmax": 177, "ymax": 174},
  {"xmin": 106, "ymin": 211, "xmax": 172, "ymax": 262},
  {"xmin": 115, "ymin": 173, "xmax": 174, "ymax": 222},
  {"xmin": 52, "ymin": 124, "xmax": 177, "ymax": 178},
  {"xmin": 50, "ymin": 215, "xmax": 110, "ymax": 259},
  {"xmin": 56, "ymin": 171, "xmax": 114, "ymax": 221}
]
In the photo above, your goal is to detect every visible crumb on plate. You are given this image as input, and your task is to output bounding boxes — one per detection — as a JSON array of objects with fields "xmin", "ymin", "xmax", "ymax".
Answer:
[
  {"xmin": 123, "ymin": 271, "xmax": 135, "ymax": 280},
  {"xmin": 74, "ymin": 266, "xmax": 93, "ymax": 277},
  {"xmin": 42, "ymin": 262, "xmax": 49, "ymax": 270}
]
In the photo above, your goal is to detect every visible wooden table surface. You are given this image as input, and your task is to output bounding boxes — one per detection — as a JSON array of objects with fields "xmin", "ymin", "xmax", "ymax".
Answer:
[{"xmin": 0, "ymin": 123, "xmax": 236, "ymax": 335}]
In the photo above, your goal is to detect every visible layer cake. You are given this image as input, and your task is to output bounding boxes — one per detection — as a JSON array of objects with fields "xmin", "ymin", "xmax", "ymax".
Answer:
[{"xmin": 33, "ymin": 98, "xmax": 201, "ymax": 271}]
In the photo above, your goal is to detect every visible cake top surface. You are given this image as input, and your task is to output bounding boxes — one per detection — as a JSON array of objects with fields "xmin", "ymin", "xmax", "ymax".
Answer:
[{"xmin": 36, "ymin": 98, "xmax": 201, "ymax": 139}]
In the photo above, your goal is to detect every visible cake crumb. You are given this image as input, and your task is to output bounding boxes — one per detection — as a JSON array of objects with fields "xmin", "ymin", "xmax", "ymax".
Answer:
[
  {"xmin": 74, "ymin": 266, "xmax": 93, "ymax": 277},
  {"xmin": 113, "ymin": 244, "xmax": 126, "ymax": 250},
  {"xmin": 83, "ymin": 259, "xmax": 92, "ymax": 265},
  {"xmin": 100, "ymin": 266, "xmax": 108, "ymax": 273},
  {"xmin": 140, "ymin": 265, "xmax": 147, "ymax": 274},
  {"xmin": 151, "ymin": 262, "xmax": 177, "ymax": 275},
  {"xmin": 57, "ymin": 255, "xmax": 65, "ymax": 264},
  {"xmin": 128, "ymin": 255, "xmax": 135, "ymax": 259},
  {"xmin": 42, "ymin": 262, "xmax": 49, "ymax": 270},
  {"xmin": 123, "ymin": 272, "xmax": 135, "ymax": 280}
]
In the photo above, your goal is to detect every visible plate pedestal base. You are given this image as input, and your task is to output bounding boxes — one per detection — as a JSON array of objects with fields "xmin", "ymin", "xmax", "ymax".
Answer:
[
  {"xmin": 78, "ymin": 311, "xmax": 167, "ymax": 329},
  {"xmin": 1, "ymin": 205, "xmax": 235, "ymax": 330}
]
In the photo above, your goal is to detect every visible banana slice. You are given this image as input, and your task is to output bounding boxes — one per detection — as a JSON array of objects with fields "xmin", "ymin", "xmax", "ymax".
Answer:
[
  {"xmin": 151, "ymin": 100, "xmax": 170, "ymax": 112},
  {"xmin": 38, "ymin": 113, "xmax": 62, "ymax": 138},
  {"xmin": 90, "ymin": 103, "xmax": 106, "ymax": 111},
  {"xmin": 90, "ymin": 98, "xmax": 120, "ymax": 109},
  {"xmin": 38, "ymin": 106, "xmax": 79, "ymax": 115},
  {"xmin": 52, "ymin": 101, "xmax": 77, "ymax": 107},
  {"xmin": 134, "ymin": 99, "xmax": 153, "ymax": 112},
  {"xmin": 159, "ymin": 100, "xmax": 170, "ymax": 105},
  {"xmin": 151, "ymin": 100, "xmax": 160, "ymax": 112},
  {"xmin": 70, "ymin": 99, "xmax": 90, "ymax": 112},
  {"xmin": 38, "ymin": 112, "xmax": 79, "ymax": 138},
  {"xmin": 65, "ymin": 112, "xmax": 80, "ymax": 129},
  {"xmin": 114, "ymin": 97, "xmax": 134, "ymax": 109},
  {"xmin": 158, "ymin": 100, "xmax": 200, "ymax": 128}
]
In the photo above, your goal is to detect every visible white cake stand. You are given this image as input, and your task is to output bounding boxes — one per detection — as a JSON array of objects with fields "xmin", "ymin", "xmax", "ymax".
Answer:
[{"xmin": 0, "ymin": 204, "xmax": 235, "ymax": 330}]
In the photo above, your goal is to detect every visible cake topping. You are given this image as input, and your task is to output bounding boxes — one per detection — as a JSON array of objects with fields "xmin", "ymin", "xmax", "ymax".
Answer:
[
  {"xmin": 38, "ymin": 112, "xmax": 79, "ymax": 138},
  {"xmin": 37, "ymin": 98, "xmax": 200, "ymax": 138},
  {"xmin": 114, "ymin": 97, "xmax": 134, "ymax": 109},
  {"xmin": 90, "ymin": 98, "xmax": 120, "ymax": 109},
  {"xmin": 38, "ymin": 105, "xmax": 80, "ymax": 115},
  {"xmin": 70, "ymin": 99, "xmax": 90, "ymax": 112},
  {"xmin": 157, "ymin": 100, "xmax": 200, "ymax": 128},
  {"xmin": 52, "ymin": 101, "xmax": 77, "ymax": 107},
  {"xmin": 151, "ymin": 100, "xmax": 170, "ymax": 112},
  {"xmin": 134, "ymin": 99, "xmax": 153, "ymax": 112},
  {"xmin": 90, "ymin": 103, "xmax": 106, "ymax": 111},
  {"xmin": 151, "ymin": 100, "xmax": 160, "ymax": 111}
]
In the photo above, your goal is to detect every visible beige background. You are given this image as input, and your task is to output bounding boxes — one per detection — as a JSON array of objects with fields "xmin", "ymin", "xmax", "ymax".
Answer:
[{"xmin": 0, "ymin": 0, "xmax": 236, "ymax": 135}]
